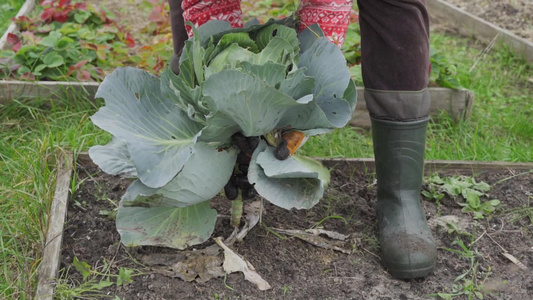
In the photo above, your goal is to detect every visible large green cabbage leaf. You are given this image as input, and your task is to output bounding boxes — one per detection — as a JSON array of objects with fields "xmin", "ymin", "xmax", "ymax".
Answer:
[
  {"xmin": 91, "ymin": 67, "xmax": 204, "ymax": 188},
  {"xmin": 248, "ymin": 141, "xmax": 330, "ymax": 210},
  {"xmin": 117, "ymin": 202, "xmax": 217, "ymax": 249},
  {"xmin": 120, "ymin": 142, "xmax": 237, "ymax": 208}
]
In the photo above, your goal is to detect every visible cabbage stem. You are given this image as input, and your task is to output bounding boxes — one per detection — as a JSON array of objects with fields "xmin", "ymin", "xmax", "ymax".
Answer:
[{"xmin": 231, "ymin": 194, "xmax": 243, "ymax": 228}]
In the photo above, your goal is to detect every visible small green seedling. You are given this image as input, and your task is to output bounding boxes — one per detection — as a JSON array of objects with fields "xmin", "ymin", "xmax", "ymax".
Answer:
[
  {"xmin": 117, "ymin": 268, "xmax": 134, "ymax": 286},
  {"xmin": 73, "ymin": 256, "xmax": 92, "ymax": 281},
  {"xmin": 434, "ymin": 239, "xmax": 492, "ymax": 300},
  {"xmin": 281, "ymin": 285, "xmax": 292, "ymax": 295},
  {"xmin": 422, "ymin": 180, "xmax": 445, "ymax": 215},
  {"xmin": 424, "ymin": 174, "xmax": 500, "ymax": 219},
  {"xmin": 445, "ymin": 221, "xmax": 471, "ymax": 236},
  {"xmin": 71, "ymin": 257, "xmax": 137, "ymax": 288},
  {"xmin": 58, "ymin": 257, "xmax": 136, "ymax": 298},
  {"xmin": 423, "ymin": 173, "xmax": 446, "ymax": 215},
  {"xmin": 458, "ymin": 189, "xmax": 500, "ymax": 220},
  {"xmin": 422, "ymin": 184, "xmax": 445, "ymax": 202}
]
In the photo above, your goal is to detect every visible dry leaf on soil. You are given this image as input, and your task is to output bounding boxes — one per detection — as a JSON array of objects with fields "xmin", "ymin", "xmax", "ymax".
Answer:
[
  {"xmin": 142, "ymin": 202, "xmax": 264, "ymax": 284},
  {"xmin": 501, "ymin": 252, "xmax": 528, "ymax": 271},
  {"xmin": 273, "ymin": 228, "xmax": 351, "ymax": 254},
  {"xmin": 234, "ymin": 200, "xmax": 263, "ymax": 243},
  {"xmin": 146, "ymin": 244, "xmax": 224, "ymax": 283},
  {"xmin": 214, "ymin": 237, "xmax": 271, "ymax": 291},
  {"xmin": 306, "ymin": 228, "xmax": 350, "ymax": 240}
]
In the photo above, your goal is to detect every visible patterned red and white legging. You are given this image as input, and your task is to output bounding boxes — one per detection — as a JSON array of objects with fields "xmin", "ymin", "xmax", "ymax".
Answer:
[{"xmin": 182, "ymin": 0, "xmax": 353, "ymax": 47}]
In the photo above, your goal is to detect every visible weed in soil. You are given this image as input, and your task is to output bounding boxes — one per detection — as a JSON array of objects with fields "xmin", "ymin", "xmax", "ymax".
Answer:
[{"xmin": 58, "ymin": 159, "xmax": 533, "ymax": 299}]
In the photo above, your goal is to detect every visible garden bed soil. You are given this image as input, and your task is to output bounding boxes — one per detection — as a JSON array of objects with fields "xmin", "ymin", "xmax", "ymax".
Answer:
[
  {"xmin": 60, "ymin": 159, "xmax": 533, "ymax": 299},
  {"xmin": 442, "ymin": 0, "xmax": 533, "ymax": 42}
]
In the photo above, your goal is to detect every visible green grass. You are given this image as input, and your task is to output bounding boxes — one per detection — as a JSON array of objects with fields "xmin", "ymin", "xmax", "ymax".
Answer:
[
  {"xmin": 0, "ymin": 98, "xmax": 109, "ymax": 299},
  {"xmin": 425, "ymin": 32, "xmax": 532, "ymax": 162},
  {"xmin": 301, "ymin": 31, "xmax": 533, "ymax": 162},
  {"xmin": 0, "ymin": 0, "xmax": 26, "ymax": 34},
  {"xmin": 0, "ymin": 24, "xmax": 532, "ymax": 299}
]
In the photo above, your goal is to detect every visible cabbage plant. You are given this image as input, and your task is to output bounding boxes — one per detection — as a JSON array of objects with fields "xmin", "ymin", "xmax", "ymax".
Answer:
[{"xmin": 89, "ymin": 19, "xmax": 356, "ymax": 250}]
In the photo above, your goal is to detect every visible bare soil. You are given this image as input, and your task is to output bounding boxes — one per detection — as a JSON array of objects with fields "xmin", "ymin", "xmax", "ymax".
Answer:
[
  {"xmin": 443, "ymin": 0, "xmax": 533, "ymax": 42},
  {"xmin": 60, "ymin": 159, "xmax": 533, "ymax": 299}
]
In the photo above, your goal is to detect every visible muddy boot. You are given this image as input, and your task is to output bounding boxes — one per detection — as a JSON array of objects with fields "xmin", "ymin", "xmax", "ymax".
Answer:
[{"xmin": 367, "ymin": 89, "xmax": 436, "ymax": 279}]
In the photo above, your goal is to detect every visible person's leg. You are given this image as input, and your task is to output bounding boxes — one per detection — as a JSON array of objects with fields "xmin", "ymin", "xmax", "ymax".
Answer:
[
  {"xmin": 297, "ymin": 0, "xmax": 353, "ymax": 47},
  {"xmin": 358, "ymin": 0, "xmax": 430, "ymax": 93},
  {"xmin": 169, "ymin": 0, "xmax": 188, "ymax": 74},
  {"xmin": 357, "ymin": 0, "xmax": 436, "ymax": 279}
]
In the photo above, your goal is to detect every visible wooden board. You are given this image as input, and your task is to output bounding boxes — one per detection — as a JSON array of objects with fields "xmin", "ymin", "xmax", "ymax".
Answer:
[
  {"xmin": 0, "ymin": 80, "xmax": 100, "ymax": 104},
  {"xmin": 0, "ymin": 0, "xmax": 36, "ymax": 50},
  {"xmin": 321, "ymin": 158, "xmax": 533, "ymax": 176},
  {"xmin": 0, "ymin": 80, "xmax": 473, "ymax": 127},
  {"xmin": 76, "ymin": 152, "xmax": 533, "ymax": 172},
  {"xmin": 427, "ymin": 0, "xmax": 533, "ymax": 63},
  {"xmin": 35, "ymin": 151, "xmax": 73, "ymax": 300}
]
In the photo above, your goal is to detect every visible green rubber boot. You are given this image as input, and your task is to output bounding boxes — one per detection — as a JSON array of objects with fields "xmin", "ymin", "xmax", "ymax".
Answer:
[{"xmin": 372, "ymin": 117, "xmax": 436, "ymax": 279}]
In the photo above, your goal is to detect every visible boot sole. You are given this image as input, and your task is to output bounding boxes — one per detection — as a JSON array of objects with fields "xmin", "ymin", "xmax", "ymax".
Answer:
[{"xmin": 385, "ymin": 263, "xmax": 435, "ymax": 279}]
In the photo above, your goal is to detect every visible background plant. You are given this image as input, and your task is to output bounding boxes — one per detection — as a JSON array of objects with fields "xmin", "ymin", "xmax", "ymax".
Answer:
[
  {"xmin": 0, "ymin": 0, "xmax": 467, "ymax": 87},
  {"xmin": 133, "ymin": 0, "xmax": 174, "ymax": 73},
  {"xmin": 0, "ymin": 0, "xmax": 136, "ymax": 81}
]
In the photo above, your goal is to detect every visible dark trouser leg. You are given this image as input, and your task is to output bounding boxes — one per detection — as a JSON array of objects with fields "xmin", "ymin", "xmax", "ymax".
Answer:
[
  {"xmin": 357, "ymin": 0, "xmax": 436, "ymax": 279},
  {"xmin": 168, "ymin": 0, "xmax": 188, "ymax": 74},
  {"xmin": 358, "ymin": 0, "xmax": 430, "ymax": 93}
]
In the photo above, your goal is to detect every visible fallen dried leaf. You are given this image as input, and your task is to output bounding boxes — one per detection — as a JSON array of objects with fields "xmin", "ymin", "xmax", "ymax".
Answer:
[
  {"xmin": 306, "ymin": 228, "xmax": 350, "ymax": 241},
  {"xmin": 214, "ymin": 237, "xmax": 271, "ymax": 290},
  {"xmin": 273, "ymin": 228, "xmax": 351, "ymax": 254},
  {"xmin": 235, "ymin": 200, "xmax": 262, "ymax": 242},
  {"xmin": 148, "ymin": 244, "xmax": 224, "ymax": 283},
  {"xmin": 502, "ymin": 252, "xmax": 527, "ymax": 271}
]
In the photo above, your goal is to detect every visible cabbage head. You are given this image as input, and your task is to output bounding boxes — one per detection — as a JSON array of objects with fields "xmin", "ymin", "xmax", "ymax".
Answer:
[{"xmin": 89, "ymin": 19, "xmax": 357, "ymax": 249}]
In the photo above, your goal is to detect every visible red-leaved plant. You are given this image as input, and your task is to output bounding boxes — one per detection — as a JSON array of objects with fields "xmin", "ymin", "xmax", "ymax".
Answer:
[{"xmin": 39, "ymin": 0, "xmax": 87, "ymax": 23}]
